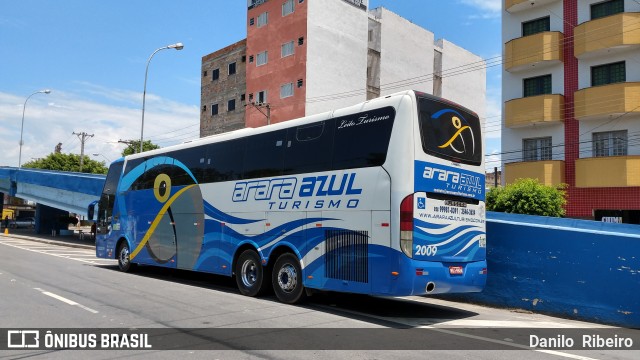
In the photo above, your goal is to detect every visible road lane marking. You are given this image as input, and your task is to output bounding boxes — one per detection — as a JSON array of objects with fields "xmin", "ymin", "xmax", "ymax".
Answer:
[
  {"xmin": 314, "ymin": 303, "xmax": 602, "ymax": 360},
  {"xmin": 34, "ymin": 287, "xmax": 99, "ymax": 314},
  {"xmin": 0, "ymin": 239, "xmax": 115, "ymax": 265}
]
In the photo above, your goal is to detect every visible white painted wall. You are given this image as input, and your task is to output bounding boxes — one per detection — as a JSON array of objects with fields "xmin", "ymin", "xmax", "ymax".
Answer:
[
  {"xmin": 306, "ymin": 0, "xmax": 368, "ymax": 115},
  {"xmin": 373, "ymin": 7, "xmax": 435, "ymax": 96},
  {"xmin": 502, "ymin": 1, "xmax": 564, "ymax": 42},
  {"xmin": 578, "ymin": 0, "xmax": 640, "ymax": 24},
  {"xmin": 502, "ymin": 0, "xmax": 565, "ymax": 168},
  {"xmin": 578, "ymin": 48, "xmax": 640, "ymax": 89},
  {"xmin": 501, "ymin": 124, "xmax": 565, "ymax": 164},
  {"xmin": 503, "ymin": 65, "xmax": 565, "ymax": 101},
  {"xmin": 438, "ymin": 39, "xmax": 486, "ymax": 120},
  {"xmin": 578, "ymin": 114, "xmax": 640, "ymax": 158}
]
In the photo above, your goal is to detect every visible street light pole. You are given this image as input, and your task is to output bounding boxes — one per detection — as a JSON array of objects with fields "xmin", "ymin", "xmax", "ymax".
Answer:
[
  {"xmin": 140, "ymin": 42, "xmax": 184, "ymax": 154},
  {"xmin": 19, "ymin": 89, "xmax": 51, "ymax": 168}
]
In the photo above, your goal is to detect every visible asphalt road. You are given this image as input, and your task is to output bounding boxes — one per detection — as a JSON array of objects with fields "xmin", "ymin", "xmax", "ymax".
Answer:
[{"xmin": 0, "ymin": 234, "xmax": 637, "ymax": 360}]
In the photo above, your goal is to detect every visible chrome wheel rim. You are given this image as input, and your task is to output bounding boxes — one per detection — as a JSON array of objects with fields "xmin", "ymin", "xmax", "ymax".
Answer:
[
  {"xmin": 277, "ymin": 264, "xmax": 297, "ymax": 293},
  {"xmin": 241, "ymin": 259, "xmax": 258, "ymax": 288},
  {"xmin": 119, "ymin": 246, "xmax": 129, "ymax": 267}
]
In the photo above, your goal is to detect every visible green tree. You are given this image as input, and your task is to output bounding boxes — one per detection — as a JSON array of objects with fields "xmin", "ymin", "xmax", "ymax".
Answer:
[
  {"xmin": 486, "ymin": 178, "xmax": 567, "ymax": 217},
  {"xmin": 22, "ymin": 153, "xmax": 108, "ymax": 174},
  {"xmin": 121, "ymin": 140, "xmax": 160, "ymax": 156}
]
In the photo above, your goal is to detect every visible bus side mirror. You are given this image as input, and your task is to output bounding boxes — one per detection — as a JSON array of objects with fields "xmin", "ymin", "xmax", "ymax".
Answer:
[{"xmin": 88, "ymin": 200, "xmax": 98, "ymax": 221}]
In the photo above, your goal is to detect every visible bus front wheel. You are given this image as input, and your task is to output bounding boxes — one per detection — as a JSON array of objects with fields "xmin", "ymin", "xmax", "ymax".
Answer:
[
  {"xmin": 117, "ymin": 242, "xmax": 135, "ymax": 272},
  {"xmin": 272, "ymin": 253, "xmax": 306, "ymax": 304},
  {"xmin": 235, "ymin": 250, "xmax": 270, "ymax": 297}
]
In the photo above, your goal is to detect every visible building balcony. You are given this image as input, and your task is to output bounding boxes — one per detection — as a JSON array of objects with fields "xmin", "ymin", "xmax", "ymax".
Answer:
[
  {"xmin": 504, "ymin": 94, "xmax": 564, "ymax": 128},
  {"xmin": 574, "ymin": 12, "xmax": 640, "ymax": 59},
  {"xmin": 504, "ymin": 31, "xmax": 563, "ymax": 72},
  {"xmin": 504, "ymin": 160, "xmax": 565, "ymax": 186},
  {"xmin": 574, "ymin": 82, "xmax": 640, "ymax": 121},
  {"xmin": 575, "ymin": 156, "xmax": 640, "ymax": 188},
  {"xmin": 505, "ymin": 0, "xmax": 559, "ymax": 13}
]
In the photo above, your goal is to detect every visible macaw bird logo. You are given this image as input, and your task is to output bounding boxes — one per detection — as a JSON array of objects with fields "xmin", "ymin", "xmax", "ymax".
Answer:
[
  {"xmin": 433, "ymin": 109, "xmax": 476, "ymax": 156},
  {"xmin": 121, "ymin": 157, "xmax": 205, "ymax": 270}
]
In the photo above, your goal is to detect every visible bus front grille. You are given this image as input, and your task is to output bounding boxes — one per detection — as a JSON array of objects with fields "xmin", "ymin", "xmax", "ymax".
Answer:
[{"xmin": 324, "ymin": 230, "xmax": 369, "ymax": 283}]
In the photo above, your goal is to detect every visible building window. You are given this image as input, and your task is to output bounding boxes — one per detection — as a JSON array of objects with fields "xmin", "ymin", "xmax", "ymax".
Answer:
[
  {"xmin": 280, "ymin": 83, "xmax": 294, "ymax": 98},
  {"xmin": 249, "ymin": 17, "xmax": 255, "ymax": 26},
  {"xmin": 240, "ymin": 93, "xmax": 246, "ymax": 102},
  {"xmin": 282, "ymin": 0, "xmax": 294, "ymax": 16},
  {"xmin": 257, "ymin": 12, "xmax": 268, "ymax": 27},
  {"xmin": 523, "ymin": 137, "xmax": 552, "ymax": 161},
  {"xmin": 257, "ymin": 90, "xmax": 267, "ymax": 104},
  {"xmin": 241, "ymin": 55, "xmax": 246, "ymax": 63},
  {"xmin": 281, "ymin": 41, "xmax": 294, "ymax": 57},
  {"xmin": 249, "ymin": 55, "xmax": 254, "ymax": 63},
  {"xmin": 592, "ymin": 61, "xmax": 625, "ymax": 86},
  {"xmin": 593, "ymin": 130, "xmax": 627, "ymax": 157},
  {"xmin": 211, "ymin": 103, "xmax": 218, "ymax": 116},
  {"xmin": 228, "ymin": 62, "xmax": 236, "ymax": 75},
  {"xmin": 202, "ymin": 105, "xmax": 206, "ymax": 113},
  {"xmin": 523, "ymin": 74, "xmax": 551, "ymax": 97},
  {"xmin": 298, "ymin": 36, "xmax": 304, "ymax": 45},
  {"xmin": 591, "ymin": 0, "xmax": 624, "ymax": 20},
  {"xmin": 297, "ymin": 79, "xmax": 303, "ymax": 87},
  {"xmin": 522, "ymin": 16, "xmax": 550, "ymax": 36},
  {"xmin": 203, "ymin": 70, "xmax": 207, "ymax": 77},
  {"xmin": 228, "ymin": 99, "xmax": 236, "ymax": 112},
  {"xmin": 212, "ymin": 68, "xmax": 219, "ymax": 81},
  {"xmin": 257, "ymin": 51, "xmax": 268, "ymax": 66}
]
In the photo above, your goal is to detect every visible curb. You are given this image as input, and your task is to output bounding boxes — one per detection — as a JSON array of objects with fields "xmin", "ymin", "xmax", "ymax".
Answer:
[{"xmin": 1, "ymin": 233, "xmax": 94, "ymax": 250}]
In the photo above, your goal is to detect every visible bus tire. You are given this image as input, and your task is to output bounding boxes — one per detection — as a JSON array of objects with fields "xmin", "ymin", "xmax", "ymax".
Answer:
[
  {"xmin": 272, "ymin": 253, "xmax": 306, "ymax": 304},
  {"xmin": 117, "ymin": 241, "xmax": 135, "ymax": 272},
  {"xmin": 235, "ymin": 249, "xmax": 269, "ymax": 297}
]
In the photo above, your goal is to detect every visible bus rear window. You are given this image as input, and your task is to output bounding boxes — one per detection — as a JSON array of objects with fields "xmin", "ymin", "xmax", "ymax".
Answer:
[{"xmin": 418, "ymin": 96, "xmax": 482, "ymax": 166}]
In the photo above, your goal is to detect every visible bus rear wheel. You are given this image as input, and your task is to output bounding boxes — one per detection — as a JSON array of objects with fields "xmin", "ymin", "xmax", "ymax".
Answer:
[
  {"xmin": 235, "ymin": 249, "xmax": 270, "ymax": 297},
  {"xmin": 272, "ymin": 253, "xmax": 306, "ymax": 304},
  {"xmin": 117, "ymin": 241, "xmax": 135, "ymax": 272}
]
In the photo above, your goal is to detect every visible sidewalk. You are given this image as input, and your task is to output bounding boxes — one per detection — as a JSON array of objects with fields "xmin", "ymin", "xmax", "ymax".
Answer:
[{"xmin": 0, "ymin": 227, "xmax": 95, "ymax": 250}]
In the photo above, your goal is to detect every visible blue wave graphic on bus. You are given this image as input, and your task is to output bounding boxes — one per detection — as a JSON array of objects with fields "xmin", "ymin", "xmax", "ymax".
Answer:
[{"xmin": 413, "ymin": 218, "xmax": 485, "ymax": 261}]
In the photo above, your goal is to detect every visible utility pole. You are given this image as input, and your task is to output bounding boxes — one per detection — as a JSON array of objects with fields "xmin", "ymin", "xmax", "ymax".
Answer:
[
  {"xmin": 73, "ymin": 131, "xmax": 94, "ymax": 172},
  {"xmin": 246, "ymin": 102, "xmax": 271, "ymax": 125}
]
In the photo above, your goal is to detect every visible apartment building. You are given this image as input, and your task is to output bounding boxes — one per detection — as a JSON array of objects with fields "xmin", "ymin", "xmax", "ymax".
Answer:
[
  {"xmin": 502, "ymin": 0, "xmax": 640, "ymax": 223},
  {"xmin": 201, "ymin": 0, "xmax": 486, "ymax": 145},
  {"xmin": 201, "ymin": 40, "xmax": 247, "ymax": 136}
]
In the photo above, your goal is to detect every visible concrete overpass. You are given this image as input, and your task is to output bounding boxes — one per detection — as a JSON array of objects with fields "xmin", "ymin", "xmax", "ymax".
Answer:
[{"xmin": 0, "ymin": 167, "xmax": 105, "ymax": 232}]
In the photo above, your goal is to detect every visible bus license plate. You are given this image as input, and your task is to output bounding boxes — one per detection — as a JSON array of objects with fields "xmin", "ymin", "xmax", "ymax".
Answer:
[{"xmin": 449, "ymin": 266, "xmax": 464, "ymax": 275}]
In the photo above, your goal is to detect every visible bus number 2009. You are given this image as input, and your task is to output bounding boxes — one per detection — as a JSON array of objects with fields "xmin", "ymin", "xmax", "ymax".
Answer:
[{"xmin": 415, "ymin": 245, "xmax": 437, "ymax": 256}]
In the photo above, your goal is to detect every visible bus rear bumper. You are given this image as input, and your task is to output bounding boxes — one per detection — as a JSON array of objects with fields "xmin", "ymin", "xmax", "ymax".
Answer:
[{"xmin": 390, "ymin": 259, "xmax": 487, "ymax": 296}]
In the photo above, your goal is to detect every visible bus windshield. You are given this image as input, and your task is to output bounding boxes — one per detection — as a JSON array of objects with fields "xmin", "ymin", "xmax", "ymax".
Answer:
[
  {"xmin": 97, "ymin": 161, "xmax": 124, "ymax": 229},
  {"xmin": 417, "ymin": 95, "xmax": 482, "ymax": 165}
]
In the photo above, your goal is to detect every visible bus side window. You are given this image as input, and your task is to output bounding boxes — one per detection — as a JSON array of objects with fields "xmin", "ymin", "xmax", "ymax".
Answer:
[
  {"xmin": 332, "ymin": 107, "xmax": 396, "ymax": 170},
  {"xmin": 284, "ymin": 120, "xmax": 334, "ymax": 175},
  {"xmin": 206, "ymin": 138, "xmax": 245, "ymax": 182},
  {"xmin": 243, "ymin": 130, "xmax": 286, "ymax": 179}
]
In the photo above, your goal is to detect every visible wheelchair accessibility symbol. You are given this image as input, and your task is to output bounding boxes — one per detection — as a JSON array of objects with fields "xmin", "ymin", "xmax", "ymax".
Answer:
[{"xmin": 417, "ymin": 197, "xmax": 426, "ymax": 209}]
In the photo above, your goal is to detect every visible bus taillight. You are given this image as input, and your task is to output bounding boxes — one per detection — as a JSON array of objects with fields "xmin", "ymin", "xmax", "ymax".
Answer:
[{"xmin": 400, "ymin": 194, "xmax": 413, "ymax": 258}]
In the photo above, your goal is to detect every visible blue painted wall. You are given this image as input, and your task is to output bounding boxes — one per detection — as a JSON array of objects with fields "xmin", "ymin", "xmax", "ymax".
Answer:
[{"xmin": 442, "ymin": 212, "xmax": 640, "ymax": 328}]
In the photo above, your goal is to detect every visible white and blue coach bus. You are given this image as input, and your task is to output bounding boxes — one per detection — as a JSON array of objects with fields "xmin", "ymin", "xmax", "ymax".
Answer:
[{"xmin": 91, "ymin": 90, "xmax": 487, "ymax": 304}]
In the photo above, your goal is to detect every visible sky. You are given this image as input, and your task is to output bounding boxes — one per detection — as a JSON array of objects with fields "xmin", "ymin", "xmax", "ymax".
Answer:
[{"xmin": 0, "ymin": 0, "xmax": 502, "ymax": 170}]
